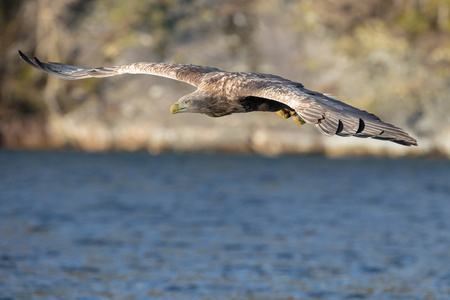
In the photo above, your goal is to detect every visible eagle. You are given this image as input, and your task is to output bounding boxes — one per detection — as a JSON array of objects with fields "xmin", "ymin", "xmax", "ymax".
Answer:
[{"xmin": 19, "ymin": 50, "xmax": 417, "ymax": 146}]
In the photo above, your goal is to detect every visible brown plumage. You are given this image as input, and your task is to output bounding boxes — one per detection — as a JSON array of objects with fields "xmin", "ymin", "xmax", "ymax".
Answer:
[{"xmin": 19, "ymin": 50, "xmax": 417, "ymax": 146}]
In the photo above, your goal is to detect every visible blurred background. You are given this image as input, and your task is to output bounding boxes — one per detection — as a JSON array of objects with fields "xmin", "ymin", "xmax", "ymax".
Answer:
[
  {"xmin": 3, "ymin": 2, "xmax": 450, "ymax": 299},
  {"xmin": 1, "ymin": 0, "xmax": 450, "ymax": 156}
]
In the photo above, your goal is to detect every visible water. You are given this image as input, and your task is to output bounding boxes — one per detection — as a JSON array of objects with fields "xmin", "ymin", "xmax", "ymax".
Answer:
[{"xmin": 0, "ymin": 151, "xmax": 449, "ymax": 300}]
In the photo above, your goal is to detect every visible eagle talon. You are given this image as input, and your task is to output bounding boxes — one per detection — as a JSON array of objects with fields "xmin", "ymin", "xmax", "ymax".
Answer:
[
  {"xmin": 275, "ymin": 109, "xmax": 291, "ymax": 119},
  {"xmin": 291, "ymin": 113, "xmax": 306, "ymax": 125},
  {"xmin": 276, "ymin": 109, "xmax": 305, "ymax": 125}
]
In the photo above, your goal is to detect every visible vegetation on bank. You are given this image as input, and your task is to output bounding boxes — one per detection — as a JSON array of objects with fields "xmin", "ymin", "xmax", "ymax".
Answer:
[{"xmin": 1, "ymin": 0, "xmax": 449, "ymax": 156}]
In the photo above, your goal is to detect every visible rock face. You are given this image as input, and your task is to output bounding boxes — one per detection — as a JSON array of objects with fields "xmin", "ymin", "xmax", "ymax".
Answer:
[
  {"xmin": 1, "ymin": 114, "xmax": 430, "ymax": 157},
  {"xmin": 2, "ymin": 1, "xmax": 449, "ymax": 156}
]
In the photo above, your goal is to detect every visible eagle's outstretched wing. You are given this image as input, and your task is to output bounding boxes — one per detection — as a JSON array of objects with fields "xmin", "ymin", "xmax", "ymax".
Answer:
[
  {"xmin": 240, "ymin": 78, "xmax": 418, "ymax": 146},
  {"xmin": 19, "ymin": 50, "xmax": 417, "ymax": 146},
  {"xmin": 19, "ymin": 50, "xmax": 221, "ymax": 87}
]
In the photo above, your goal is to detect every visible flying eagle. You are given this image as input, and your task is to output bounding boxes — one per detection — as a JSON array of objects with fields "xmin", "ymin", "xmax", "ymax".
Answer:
[{"xmin": 19, "ymin": 50, "xmax": 417, "ymax": 146}]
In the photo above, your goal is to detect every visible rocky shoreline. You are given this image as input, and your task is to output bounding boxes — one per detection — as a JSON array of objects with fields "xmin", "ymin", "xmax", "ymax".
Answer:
[{"xmin": 1, "ymin": 116, "xmax": 445, "ymax": 157}]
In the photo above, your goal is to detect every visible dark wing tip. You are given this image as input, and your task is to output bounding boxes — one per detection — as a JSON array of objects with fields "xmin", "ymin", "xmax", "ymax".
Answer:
[
  {"xmin": 18, "ymin": 50, "xmax": 97, "ymax": 80},
  {"xmin": 395, "ymin": 136, "xmax": 418, "ymax": 146},
  {"xmin": 18, "ymin": 50, "xmax": 37, "ymax": 67},
  {"xmin": 18, "ymin": 50, "xmax": 33, "ymax": 64},
  {"xmin": 32, "ymin": 56, "xmax": 50, "ymax": 72},
  {"xmin": 18, "ymin": 50, "xmax": 56, "ymax": 76},
  {"xmin": 18, "ymin": 50, "xmax": 48, "ymax": 73},
  {"xmin": 18, "ymin": 50, "xmax": 26, "ymax": 59}
]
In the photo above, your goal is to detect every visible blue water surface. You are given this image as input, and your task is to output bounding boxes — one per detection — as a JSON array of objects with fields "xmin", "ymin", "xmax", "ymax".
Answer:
[{"xmin": 0, "ymin": 151, "xmax": 449, "ymax": 300}]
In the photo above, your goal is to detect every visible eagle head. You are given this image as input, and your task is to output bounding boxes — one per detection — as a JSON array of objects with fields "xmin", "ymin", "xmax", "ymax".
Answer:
[
  {"xmin": 170, "ymin": 91, "xmax": 237, "ymax": 117},
  {"xmin": 170, "ymin": 93, "xmax": 206, "ymax": 115}
]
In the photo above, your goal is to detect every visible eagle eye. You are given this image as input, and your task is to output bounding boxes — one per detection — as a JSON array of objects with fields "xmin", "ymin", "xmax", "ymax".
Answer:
[{"xmin": 186, "ymin": 100, "xmax": 192, "ymax": 105}]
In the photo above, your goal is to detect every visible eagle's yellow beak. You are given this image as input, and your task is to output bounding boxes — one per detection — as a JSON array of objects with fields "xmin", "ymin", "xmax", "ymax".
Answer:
[
  {"xmin": 171, "ymin": 99, "xmax": 192, "ymax": 114},
  {"xmin": 170, "ymin": 102, "xmax": 181, "ymax": 114}
]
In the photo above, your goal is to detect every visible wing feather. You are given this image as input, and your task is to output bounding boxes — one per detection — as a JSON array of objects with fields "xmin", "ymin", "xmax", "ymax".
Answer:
[
  {"xmin": 239, "ymin": 79, "xmax": 418, "ymax": 146},
  {"xmin": 316, "ymin": 113, "xmax": 341, "ymax": 136},
  {"xmin": 19, "ymin": 50, "xmax": 221, "ymax": 87}
]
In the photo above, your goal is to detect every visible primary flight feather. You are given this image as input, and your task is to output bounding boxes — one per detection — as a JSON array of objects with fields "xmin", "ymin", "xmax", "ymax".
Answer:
[{"xmin": 19, "ymin": 50, "xmax": 417, "ymax": 146}]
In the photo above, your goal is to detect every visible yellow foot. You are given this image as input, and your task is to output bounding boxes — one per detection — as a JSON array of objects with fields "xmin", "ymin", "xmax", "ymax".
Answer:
[
  {"xmin": 275, "ymin": 109, "xmax": 291, "ymax": 119},
  {"xmin": 291, "ymin": 113, "xmax": 306, "ymax": 125}
]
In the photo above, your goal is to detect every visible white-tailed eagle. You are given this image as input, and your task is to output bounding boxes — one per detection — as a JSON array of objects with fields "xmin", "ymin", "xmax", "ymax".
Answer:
[{"xmin": 19, "ymin": 50, "xmax": 417, "ymax": 146}]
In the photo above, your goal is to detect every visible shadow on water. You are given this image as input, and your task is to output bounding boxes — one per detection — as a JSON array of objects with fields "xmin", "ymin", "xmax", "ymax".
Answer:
[{"xmin": 1, "ymin": 150, "xmax": 450, "ymax": 299}]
